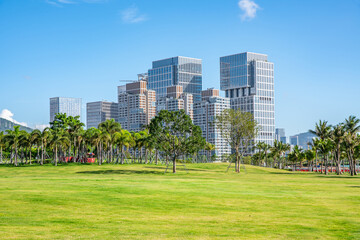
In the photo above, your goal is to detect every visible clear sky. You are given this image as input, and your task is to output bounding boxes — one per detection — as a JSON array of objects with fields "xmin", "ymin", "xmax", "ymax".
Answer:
[{"xmin": 0, "ymin": 0, "xmax": 359, "ymax": 136}]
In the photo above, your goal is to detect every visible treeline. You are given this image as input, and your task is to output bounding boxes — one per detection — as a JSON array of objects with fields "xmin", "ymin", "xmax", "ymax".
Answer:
[
  {"xmin": 253, "ymin": 116, "xmax": 360, "ymax": 176},
  {"xmin": 0, "ymin": 110, "xmax": 215, "ymax": 172}
]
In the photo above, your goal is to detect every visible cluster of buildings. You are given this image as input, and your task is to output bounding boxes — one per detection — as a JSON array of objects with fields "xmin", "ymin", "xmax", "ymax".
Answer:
[
  {"xmin": 275, "ymin": 128, "xmax": 316, "ymax": 150},
  {"xmin": 49, "ymin": 52, "xmax": 276, "ymax": 159}
]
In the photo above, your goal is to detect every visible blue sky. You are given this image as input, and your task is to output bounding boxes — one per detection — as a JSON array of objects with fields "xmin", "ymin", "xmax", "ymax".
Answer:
[{"xmin": 0, "ymin": 0, "xmax": 359, "ymax": 136}]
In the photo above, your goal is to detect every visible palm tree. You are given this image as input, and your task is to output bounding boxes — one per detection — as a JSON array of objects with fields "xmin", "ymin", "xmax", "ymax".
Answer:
[
  {"xmin": 49, "ymin": 129, "xmax": 69, "ymax": 166},
  {"xmin": 98, "ymin": 119, "xmax": 121, "ymax": 163},
  {"xmin": 343, "ymin": 116, "xmax": 360, "ymax": 176},
  {"xmin": 114, "ymin": 129, "xmax": 131, "ymax": 164},
  {"xmin": 309, "ymin": 120, "xmax": 331, "ymax": 140},
  {"xmin": 255, "ymin": 142, "xmax": 264, "ymax": 166},
  {"xmin": 89, "ymin": 128, "xmax": 102, "ymax": 165},
  {"xmin": 0, "ymin": 131, "xmax": 5, "ymax": 164},
  {"xmin": 270, "ymin": 140, "xmax": 281, "ymax": 168},
  {"xmin": 205, "ymin": 142, "xmax": 216, "ymax": 162},
  {"xmin": 19, "ymin": 132, "xmax": 33, "ymax": 164},
  {"xmin": 305, "ymin": 149, "xmax": 316, "ymax": 171},
  {"xmin": 4, "ymin": 126, "xmax": 26, "ymax": 166},
  {"xmin": 261, "ymin": 143, "xmax": 271, "ymax": 167},
  {"xmin": 291, "ymin": 145, "xmax": 304, "ymax": 171},
  {"xmin": 330, "ymin": 124, "xmax": 345, "ymax": 175},
  {"xmin": 317, "ymin": 139, "xmax": 333, "ymax": 175}
]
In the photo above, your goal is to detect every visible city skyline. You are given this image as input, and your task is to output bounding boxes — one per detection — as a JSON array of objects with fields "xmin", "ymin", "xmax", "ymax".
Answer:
[{"xmin": 1, "ymin": 0, "xmax": 359, "ymax": 136}]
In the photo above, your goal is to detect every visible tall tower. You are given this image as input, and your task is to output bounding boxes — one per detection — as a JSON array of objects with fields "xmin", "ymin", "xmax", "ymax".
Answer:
[
  {"xmin": 193, "ymin": 89, "xmax": 231, "ymax": 160},
  {"xmin": 148, "ymin": 56, "xmax": 202, "ymax": 103},
  {"xmin": 49, "ymin": 97, "xmax": 82, "ymax": 122},
  {"xmin": 117, "ymin": 81, "xmax": 156, "ymax": 132},
  {"xmin": 220, "ymin": 52, "xmax": 275, "ymax": 147}
]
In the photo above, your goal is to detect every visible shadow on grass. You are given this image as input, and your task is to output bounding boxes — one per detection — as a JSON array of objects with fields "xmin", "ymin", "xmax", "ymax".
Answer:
[
  {"xmin": 349, "ymin": 186, "xmax": 360, "ymax": 188},
  {"xmin": 268, "ymin": 172, "xmax": 295, "ymax": 175},
  {"xmin": 76, "ymin": 169, "xmax": 166, "ymax": 175},
  {"xmin": 144, "ymin": 166, "xmax": 206, "ymax": 172}
]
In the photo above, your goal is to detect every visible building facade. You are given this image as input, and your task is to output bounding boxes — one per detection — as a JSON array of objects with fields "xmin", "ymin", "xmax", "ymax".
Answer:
[
  {"xmin": 275, "ymin": 128, "xmax": 287, "ymax": 144},
  {"xmin": 156, "ymin": 85, "xmax": 193, "ymax": 119},
  {"xmin": 290, "ymin": 132, "xmax": 317, "ymax": 149},
  {"xmin": 147, "ymin": 56, "xmax": 202, "ymax": 103},
  {"xmin": 50, "ymin": 97, "xmax": 82, "ymax": 122},
  {"xmin": 193, "ymin": 89, "xmax": 231, "ymax": 160},
  {"xmin": 220, "ymin": 52, "xmax": 275, "ymax": 148},
  {"xmin": 86, "ymin": 101, "xmax": 118, "ymax": 129},
  {"xmin": 118, "ymin": 81, "xmax": 156, "ymax": 132}
]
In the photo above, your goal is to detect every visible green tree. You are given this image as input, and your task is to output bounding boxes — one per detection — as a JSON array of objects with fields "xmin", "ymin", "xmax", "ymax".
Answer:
[
  {"xmin": 98, "ymin": 119, "xmax": 121, "ymax": 163},
  {"xmin": 343, "ymin": 116, "xmax": 360, "ymax": 176},
  {"xmin": 215, "ymin": 109, "xmax": 259, "ymax": 173},
  {"xmin": 148, "ymin": 110, "xmax": 205, "ymax": 173},
  {"xmin": 4, "ymin": 126, "xmax": 27, "ymax": 166}
]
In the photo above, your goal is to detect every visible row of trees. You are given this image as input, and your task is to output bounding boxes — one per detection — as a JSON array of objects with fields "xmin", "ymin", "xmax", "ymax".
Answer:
[
  {"xmin": 0, "ymin": 111, "xmax": 216, "ymax": 173},
  {"xmin": 253, "ymin": 116, "xmax": 360, "ymax": 176}
]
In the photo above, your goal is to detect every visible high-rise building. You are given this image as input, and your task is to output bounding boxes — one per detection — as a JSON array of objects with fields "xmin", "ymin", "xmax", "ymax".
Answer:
[
  {"xmin": 156, "ymin": 85, "xmax": 193, "ymax": 119},
  {"xmin": 275, "ymin": 128, "xmax": 287, "ymax": 144},
  {"xmin": 193, "ymin": 89, "xmax": 231, "ymax": 160},
  {"xmin": 50, "ymin": 97, "xmax": 82, "ymax": 122},
  {"xmin": 148, "ymin": 56, "xmax": 202, "ymax": 103},
  {"xmin": 220, "ymin": 52, "xmax": 275, "ymax": 148},
  {"xmin": 290, "ymin": 136, "xmax": 299, "ymax": 146},
  {"xmin": 86, "ymin": 101, "xmax": 118, "ymax": 129},
  {"xmin": 290, "ymin": 132, "xmax": 317, "ymax": 149},
  {"xmin": 118, "ymin": 81, "xmax": 156, "ymax": 132}
]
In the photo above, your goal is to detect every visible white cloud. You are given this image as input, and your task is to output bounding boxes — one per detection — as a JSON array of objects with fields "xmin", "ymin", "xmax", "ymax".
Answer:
[
  {"xmin": 238, "ymin": 0, "xmax": 260, "ymax": 21},
  {"xmin": 120, "ymin": 6, "xmax": 147, "ymax": 24},
  {"xmin": 0, "ymin": 109, "xmax": 28, "ymax": 127}
]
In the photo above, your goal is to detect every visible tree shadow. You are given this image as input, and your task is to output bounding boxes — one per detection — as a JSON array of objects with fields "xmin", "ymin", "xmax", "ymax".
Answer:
[
  {"xmin": 76, "ymin": 169, "xmax": 164, "ymax": 175},
  {"xmin": 348, "ymin": 186, "xmax": 360, "ymax": 188},
  {"xmin": 144, "ymin": 166, "xmax": 206, "ymax": 172},
  {"xmin": 268, "ymin": 172, "xmax": 295, "ymax": 175}
]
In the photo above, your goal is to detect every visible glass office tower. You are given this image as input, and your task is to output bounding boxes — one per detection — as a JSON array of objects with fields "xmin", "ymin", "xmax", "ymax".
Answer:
[
  {"xmin": 148, "ymin": 56, "xmax": 202, "ymax": 102},
  {"xmin": 50, "ymin": 97, "xmax": 82, "ymax": 122},
  {"xmin": 220, "ymin": 52, "xmax": 275, "ymax": 148}
]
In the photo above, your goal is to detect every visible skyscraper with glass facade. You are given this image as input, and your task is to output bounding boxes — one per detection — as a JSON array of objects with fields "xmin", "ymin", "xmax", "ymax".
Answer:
[
  {"xmin": 148, "ymin": 56, "xmax": 202, "ymax": 103},
  {"xmin": 220, "ymin": 52, "xmax": 275, "ymax": 148},
  {"xmin": 86, "ymin": 101, "xmax": 118, "ymax": 129},
  {"xmin": 50, "ymin": 97, "xmax": 82, "ymax": 122}
]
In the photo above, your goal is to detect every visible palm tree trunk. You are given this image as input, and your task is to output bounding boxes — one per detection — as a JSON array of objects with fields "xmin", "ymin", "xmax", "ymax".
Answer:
[{"xmin": 155, "ymin": 150, "xmax": 158, "ymax": 165}]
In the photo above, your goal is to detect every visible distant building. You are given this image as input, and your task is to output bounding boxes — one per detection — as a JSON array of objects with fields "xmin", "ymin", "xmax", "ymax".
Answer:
[
  {"xmin": 220, "ymin": 52, "xmax": 275, "ymax": 150},
  {"xmin": 290, "ymin": 135, "xmax": 299, "ymax": 146},
  {"xmin": 290, "ymin": 132, "xmax": 317, "ymax": 149},
  {"xmin": 156, "ymin": 85, "xmax": 193, "ymax": 119},
  {"xmin": 118, "ymin": 80, "xmax": 156, "ymax": 132},
  {"xmin": 148, "ymin": 56, "xmax": 202, "ymax": 102},
  {"xmin": 86, "ymin": 101, "xmax": 118, "ymax": 129},
  {"xmin": 275, "ymin": 128, "xmax": 287, "ymax": 144},
  {"xmin": 50, "ymin": 97, "xmax": 81, "ymax": 122},
  {"xmin": 193, "ymin": 89, "xmax": 231, "ymax": 160},
  {"xmin": 0, "ymin": 118, "xmax": 33, "ymax": 133}
]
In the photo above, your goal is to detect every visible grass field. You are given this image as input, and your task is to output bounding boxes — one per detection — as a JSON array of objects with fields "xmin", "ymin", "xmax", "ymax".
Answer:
[{"xmin": 0, "ymin": 163, "xmax": 359, "ymax": 239}]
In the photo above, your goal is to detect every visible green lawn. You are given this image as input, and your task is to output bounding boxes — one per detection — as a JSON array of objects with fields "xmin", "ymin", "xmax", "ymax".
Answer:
[{"xmin": 0, "ymin": 163, "xmax": 359, "ymax": 239}]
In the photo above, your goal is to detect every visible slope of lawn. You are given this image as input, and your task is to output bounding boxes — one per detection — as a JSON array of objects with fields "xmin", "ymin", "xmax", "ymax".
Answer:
[{"xmin": 0, "ymin": 163, "xmax": 359, "ymax": 239}]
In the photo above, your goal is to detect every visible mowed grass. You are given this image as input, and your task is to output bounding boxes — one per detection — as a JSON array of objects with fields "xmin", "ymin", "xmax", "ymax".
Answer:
[{"xmin": 0, "ymin": 163, "xmax": 359, "ymax": 240}]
